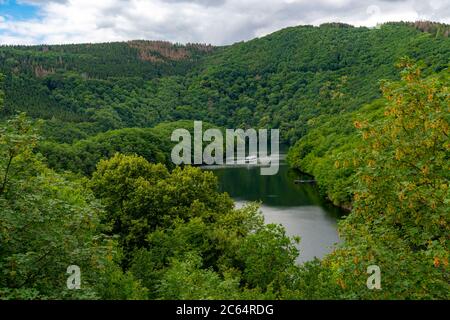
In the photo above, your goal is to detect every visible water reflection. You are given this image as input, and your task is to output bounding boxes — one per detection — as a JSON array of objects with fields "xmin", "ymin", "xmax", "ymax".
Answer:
[{"xmin": 204, "ymin": 153, "xmax": 343, "ymax": 263}]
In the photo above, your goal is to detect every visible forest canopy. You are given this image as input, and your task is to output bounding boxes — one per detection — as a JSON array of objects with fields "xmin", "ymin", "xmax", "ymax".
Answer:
[{"xmin": 0, "ymin": 22, "xmax": 449, "ymax": 300}]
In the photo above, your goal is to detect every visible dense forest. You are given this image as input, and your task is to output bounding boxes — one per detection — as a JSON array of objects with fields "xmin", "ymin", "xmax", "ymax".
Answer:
[{"xmin": 0, "ymin": 22, "xmax": 449, "ymax": 299}]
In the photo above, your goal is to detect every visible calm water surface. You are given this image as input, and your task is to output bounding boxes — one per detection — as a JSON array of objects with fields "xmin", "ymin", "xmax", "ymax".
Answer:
[{"xmin": 203, "ymin": 152, "xmax": 344, "ymax": 264}]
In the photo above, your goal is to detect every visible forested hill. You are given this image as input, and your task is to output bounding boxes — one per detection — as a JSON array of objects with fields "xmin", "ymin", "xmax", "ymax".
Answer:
[
  {"xmin": 0, "ymin": 41, "xmax": 215, "ymax": 131},
  {"xmin": 180, "ymin": 22, "xmax": 449, "ymax": 142},
  {"xmin": 0, "ymin": 40, "xmax": 215, "ymax": 79},
  {"xmin": 0, "ymin": 22, "xmax": 448, "ymax": 145},
  {"xmin": 0, "ymin": 21, "xmax": 449, "ymax": 300}
]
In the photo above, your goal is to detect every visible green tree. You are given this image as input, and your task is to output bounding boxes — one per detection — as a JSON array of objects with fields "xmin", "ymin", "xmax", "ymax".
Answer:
[
  {"xmin": 0, "ymin": 113, "xmax": 40, "ymax": 196},
  {"xmin": 0, "ymin": 115, "xmax": 144, "ymax": 299},
  {"xmin": 157, "ymin": 252, "xmax": 241, "ymax": 300},
  {"xmin": 238, "ymin": 224, "xmax": 299, "ymax": 290},
  {"xmin": 90, "ymin": 154, "xmax": 233, "ymax": 260},
  {"xmin": 319, "ymin": 61, "xmax": 449, "ymax": 299},
  {"xmin": 0, "ymin": 73, "xmax": 4, "ymax": 109}
]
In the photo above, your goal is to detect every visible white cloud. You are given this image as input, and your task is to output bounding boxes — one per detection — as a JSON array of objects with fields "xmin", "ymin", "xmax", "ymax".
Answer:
[{"xmin": 0, "ymin": 0, "xmax": 449, "ymax": 45}]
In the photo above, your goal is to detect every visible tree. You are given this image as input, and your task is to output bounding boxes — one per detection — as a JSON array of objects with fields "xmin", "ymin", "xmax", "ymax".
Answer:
[
  {"xmin": 238, "ymin": 224, "xmax": 299, "ymax": 290},
  {"xmin": 157, "ymin": 252, "xmax": 241, "ymax": 300},
  {"xmin": 90, "ymin": 154, "xmax": 234, "ymax": 261},
  {"xmin": 0, "ymin": 73, "xmax": 4, "ymax": 109},
  {"xmin": 0, "ymin": 113, "xmax": 40, "ymax": 196},
  {"xmin": 0, "ymin": 115, "xmax": 144, "ymax": 299},
  {"xmin": 90, "ymin": 154, "xmax": 302, "ymax": 298},
  {"xmin": 319, "ymin": 61, "xmax": 449, "ymax": 299}
]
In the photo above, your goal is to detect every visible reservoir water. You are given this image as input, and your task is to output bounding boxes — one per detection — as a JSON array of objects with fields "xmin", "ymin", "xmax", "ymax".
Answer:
[{"xmin": 203, "ymin": 152, "xmax": 344, "ymax": 264}]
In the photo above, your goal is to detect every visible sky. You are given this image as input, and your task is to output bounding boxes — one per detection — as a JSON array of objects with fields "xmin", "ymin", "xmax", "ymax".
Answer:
[{"xmin": 0, "ymin": 0, "xmax": 449, "ymax": 45}]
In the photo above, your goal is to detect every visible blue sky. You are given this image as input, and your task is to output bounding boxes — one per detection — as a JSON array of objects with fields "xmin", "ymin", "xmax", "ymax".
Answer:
[
  {"xmin": 0, "ymin": 0, "xmax": 449, "ymax": 45},
  {"xmin": 0, "ymin": 1, "xmax": 39, "ymax": 20}
]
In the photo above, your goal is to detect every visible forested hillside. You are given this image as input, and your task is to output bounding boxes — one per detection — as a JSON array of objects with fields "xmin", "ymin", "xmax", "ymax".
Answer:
[
  {"xmin": 0, "ymin": 21, "xmax": 448, "ymax": 300},
  {"xmin": 180, "ymin": 22, "xmax": 449, "ymax": 143},
  {"xmin": 1, "ymin": 22, "xmax": 449, "ymax": 146},
  {"xmin": 0, "ymin": 41, "xmax": 215, "ymax": 140}
]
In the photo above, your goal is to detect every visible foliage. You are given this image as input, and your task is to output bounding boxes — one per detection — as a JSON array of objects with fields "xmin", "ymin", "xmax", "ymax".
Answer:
[
  {"xmin": 90, "ymin": 154, "xmax": 233, "ymax": 245},
  {"xmin": 287, "ymin": 99, "xmax": 385, "ymax": 207},
  {"xmin": 0, "ymin": 114, "xmax": 144, "ymax": 299},
  {"xmin": 1, "ymin": 23, "xmax": 448, "ymax": 145},
  {"xmin": 289, "ymin": 62, "xmax": 450, "ymax": 299},
  {"xmin": 1, "ymin": 22, "xmax": 449, "ymax": 300},
  {"xmin": 238, "ymin": 224, "xmax": 299, "ymax": 289},
  {"xmin": 157, "ymin": 252, "xmax": 241, "ymax": 300},
  {"xmin": 90, "ymin": 154, "xmax": 300, "ymax": 298},
  {"xmin": 39, "ymin": 127, "xmax": 171, "ymax": 175},
  {"xmin": 94, "ymin": 263, "xmax": 148, "ymax": 300},
  {"xmin": 0, "ymin": 73, "xmax": 4, "ymax": 109}
]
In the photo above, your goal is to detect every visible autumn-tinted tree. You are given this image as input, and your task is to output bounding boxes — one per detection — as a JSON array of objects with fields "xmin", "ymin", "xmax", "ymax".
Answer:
[{"xmin": 300, "ymin": 61, "xmax": 449, "ymax": 299}]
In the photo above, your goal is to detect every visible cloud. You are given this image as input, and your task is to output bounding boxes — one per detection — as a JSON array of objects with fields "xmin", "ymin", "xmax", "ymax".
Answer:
[
  {"xmin": 160, "ymin": 0, "xmax": 226, "ymax": 7},
  {"xmin": 0, "ymin": 0, "xmax": 448, "ymax": 45},
  {"xmin": 16, "ymin": 0, "xmax": 68, "ymax": 4}
]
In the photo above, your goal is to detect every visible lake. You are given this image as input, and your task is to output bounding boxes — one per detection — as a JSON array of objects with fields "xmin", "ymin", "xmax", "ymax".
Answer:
[{"xmin": 203, "ymin": 152, "xmax": 344, "ymax": 264}]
